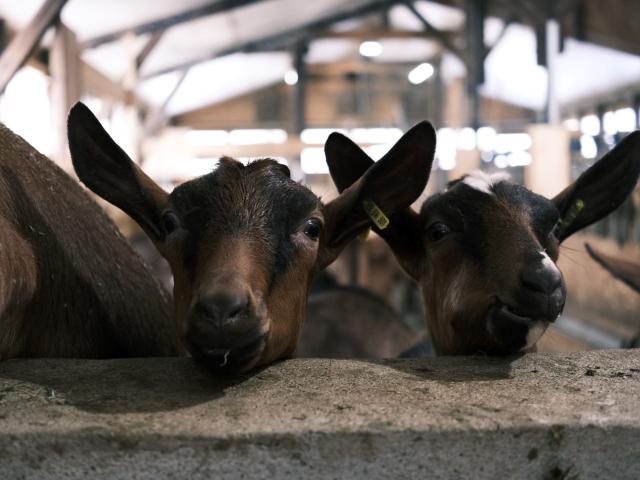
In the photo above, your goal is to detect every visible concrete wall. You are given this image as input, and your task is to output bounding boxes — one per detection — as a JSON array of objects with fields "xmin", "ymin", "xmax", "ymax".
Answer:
[{"xmin": 1, "ymin": 350, "xmax": 639, "ymax": 479}]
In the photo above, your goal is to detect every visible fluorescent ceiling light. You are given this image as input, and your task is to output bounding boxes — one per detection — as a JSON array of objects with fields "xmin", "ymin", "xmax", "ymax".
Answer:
[
  {"xmin": 185, "ymin": 130, "xmax": 229, "ymax": 146},
  {"xmin": 229, "ymin": 129, "xmax": 288, "ymax": 145},
  {"xmin": 359, "ymin": 41, "xmax": 383, "ymax": 58},
  {"xmin": 300, "ymin": 128, "xmax": 347, "ymax": 145},
  {"xmin": 507, "ymin": 151, "xmax": 532, "ymax": 167},
  {"xmin": 476, "ymin": 126, "xmax": 497, "ymax": 151},
  {"xmin": 494, "ymin": 154, "xmax": 508, "ymax": 169},
  {"xmin": 580, "ymin": 114, "xmax": 600, "ymax": 136},
  {"xmin": 364, "ymin": 143, "xmax": 394, "ymax": 160},
  {"xmin": 408, "ymin": 62, "xmax": 434, "ymax": 85},
  {"xmin": 615, "ymin": 107, "xmax": 636, "ymax": 132},
  {"xmin": 563, "ymin": 118, "xmax": 580, "ymax": 132},
  {"xmin": 301, "ymin": 147, "xmax": 329, "ymax": 174},
  {"xmin": 301, "ymin": 127, "xmax": 401, "ymax": 145},
  {"xmin": 457, "ymin": 127, "xmax": 476, "ymax": 151},
  {"xmin": 349, "ymin": 128, "xmax": 402, "ymax": 145},
  {"xmin": 602, "ymin": 111, "xmax": 617, "ymax": 135},
  {"xmin": 580, "ymin": 135, "xmax": 598, "ymax": 159},
  {"xmin": 284, "ymin": 70, "xmax": 298, "ymax": 85},
  {"xmin": 436, "ymin": 128, "xmax": 456, "ymax": 170},
  {"xmin": 494, "ymin": 133, "xmax": 532, "ymax": 153}
]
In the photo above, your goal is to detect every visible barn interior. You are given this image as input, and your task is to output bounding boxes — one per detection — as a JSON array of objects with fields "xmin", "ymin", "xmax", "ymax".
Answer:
[{"xmin": 0, "ymin": 0, "xmax": 638, "ymax": 356}]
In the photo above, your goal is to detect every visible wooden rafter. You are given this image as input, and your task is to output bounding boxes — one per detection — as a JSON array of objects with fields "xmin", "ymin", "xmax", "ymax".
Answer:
[
  {"xmin": 141, "ymin": 0, "xmax": 400, "ymax": 79},
  {"xmin": 0, "ymin": 0, "xmax": 69, "ymax": 93},
  {"xmin": 144, "ymin": 69, "xmax": 190, "ymax": 135},
  {"xmin": 136, "ymin": 30, "xmax": 165, "ymax": 70},
  {"xmin": 317, "ymin": 28, "xmax": 460, "ymax": 44},
  {"xmin": 401, "ymin": 1, "xmax": 464, "ymax": 60},
  {"xmin": 81, "ymin": 0, "xmax": 267, "ymax": 49}
]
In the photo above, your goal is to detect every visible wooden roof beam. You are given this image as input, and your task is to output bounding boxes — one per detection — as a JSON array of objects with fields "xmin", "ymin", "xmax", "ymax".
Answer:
[
  {"xmin": 141, "ymin": 0, "xmax": 401, "ymax": 80},
  {"xmin": 81, "ymin": 0, "xmax": 268, "ymax": 49},
  {"xmin": 0, "ymin": 0, "xmax": 69, "ymax": 93}
]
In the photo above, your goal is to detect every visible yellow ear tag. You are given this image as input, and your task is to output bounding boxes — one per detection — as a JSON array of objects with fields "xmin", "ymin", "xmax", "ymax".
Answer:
[
  {"xmin": 564, "ymin": 198, "xmax": 584, "ymax": 226},
  {"xmin": 552, "ymin": 198, "xmax": 584, "ymax": 237},
  {"xmin": 362, "ymin": 198, "xmax": 390, "ymax": 230}
]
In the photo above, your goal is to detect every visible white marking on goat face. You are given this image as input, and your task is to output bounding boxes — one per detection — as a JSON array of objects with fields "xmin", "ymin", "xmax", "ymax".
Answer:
[
  {"xmin": 540, "ymin": 250, "xmax": 562, "ymax": 282},
  {"xmin": 540, "ymin": 250, "xmax": 557, "ymax": 270},
  {"xmin": 522, "ymin": 321, "xmax": 546, "ymax": 351},
  {"xmin": 460, "ymin": 170, "xmax": 511, "ymax": 195}
]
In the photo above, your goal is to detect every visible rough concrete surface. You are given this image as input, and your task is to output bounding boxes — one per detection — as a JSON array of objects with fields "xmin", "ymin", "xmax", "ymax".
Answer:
[{"xmin": 1, "ymin": 350, "xmax": 639, "ymax": 479}]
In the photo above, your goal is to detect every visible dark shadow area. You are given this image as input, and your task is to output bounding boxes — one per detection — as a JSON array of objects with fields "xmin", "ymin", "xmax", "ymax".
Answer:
[
  {"xmin": 370, "ymin": 353, "xmax": 520, "ymax": 383},
  {"xmin": 0, "ymin": 357, "xmax": 264, "ymax": 414}
]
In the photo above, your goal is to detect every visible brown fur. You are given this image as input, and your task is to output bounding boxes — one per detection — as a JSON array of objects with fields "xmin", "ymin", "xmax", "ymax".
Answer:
[
  {"xmin": 325, "ymin": 127, "xmax": 640, "ymax": 356},
  {"xmin": 68, "ymin": 105, "xmax": 434, "ymax": 373},
  {"xmin": 417, "ymin": 196, "xmax": 558, "ymax": 355},
  {"xmin": 298, "ymin": 287, "xmax": 419, "ymax": 358},
  {"xmin": 0, "ymin": 124, "xmax": 179, "ymax": 359}
]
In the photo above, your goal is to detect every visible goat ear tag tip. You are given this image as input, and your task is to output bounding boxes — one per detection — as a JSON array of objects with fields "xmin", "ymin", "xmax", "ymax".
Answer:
[
  {"xmin": 564, "ymin": 198, "xmax": 585, "ymax": 224},
  {"xmin": 358, "ymin": 228, "xmax": 371, "ymax": 241},
  {"xmin": 362, "ymin": 199, "xmax": 389, "ymax": 230}
]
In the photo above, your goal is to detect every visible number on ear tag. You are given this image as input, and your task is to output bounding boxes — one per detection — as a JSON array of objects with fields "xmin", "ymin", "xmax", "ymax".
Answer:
[{"xmin": 362, "ymin": 199, "xmax": 390, "ymax": 230}]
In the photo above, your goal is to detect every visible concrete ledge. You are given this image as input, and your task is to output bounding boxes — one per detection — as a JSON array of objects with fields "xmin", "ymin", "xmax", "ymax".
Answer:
[{"xmin": 1, "ymin": 350, "xmax": 639, "ymax": 479}]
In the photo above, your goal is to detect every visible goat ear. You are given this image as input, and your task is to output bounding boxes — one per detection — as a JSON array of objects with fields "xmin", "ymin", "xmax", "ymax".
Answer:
[
  {"xmin": 317, "ymin": 121, "xmax": 436, "ymax": 269},
  {"xmin": 552, "ymin": 131, "xmax": 640, "ymax": 242},
  {"xmin": 67, "ymin": 102, "xmax": 169, "ymax": 241},
  {"xmin": 325, "ymin": 132, "xmax": 375, "ymax": 192},
  {"xmin": 585, "ymin": 243, "xmax": 640, "ymax": 293}
]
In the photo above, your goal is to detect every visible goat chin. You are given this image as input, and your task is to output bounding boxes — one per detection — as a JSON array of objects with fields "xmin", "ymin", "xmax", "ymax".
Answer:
[
  {"xmin": 486, "ymin": 305, "xmax": 549, "ymax": 354},
  {"xmin": 522, "ymin": 321, "xmax": 547, "ymax": 351}
]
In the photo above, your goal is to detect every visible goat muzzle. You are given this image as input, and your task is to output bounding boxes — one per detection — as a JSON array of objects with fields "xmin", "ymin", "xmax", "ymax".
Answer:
[{"xmin": 185, "ymin": 290, "xmax": 267, "ymax": 374}]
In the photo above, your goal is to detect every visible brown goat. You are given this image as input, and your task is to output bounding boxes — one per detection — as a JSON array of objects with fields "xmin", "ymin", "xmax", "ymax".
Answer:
[
  {"xmin": 0, "ymin": 124, "xmax": 179, "ymax": 360},
  {"xmin": 585, "ymin": 243, "xmax": 640, "ymax": 347},
  {"xmin": 67, "ymin": 104, "xmax": 434, "ymax": 373},
  {"xmin": 325, "ymin": 128, "xmax": 640, "ymax": 355},
  {"xmin": 298, "ymin": 273, "xmax": 421, "ymax": 358},
  {"xmin": 585, "ymin": 243, "xmax": 640, "ymax": 293}
]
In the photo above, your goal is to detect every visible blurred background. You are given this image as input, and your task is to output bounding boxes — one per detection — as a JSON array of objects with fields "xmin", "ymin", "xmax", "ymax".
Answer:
[{"xmin": 0, "ymin": 0, "xmax": 637, "ymax": 354}]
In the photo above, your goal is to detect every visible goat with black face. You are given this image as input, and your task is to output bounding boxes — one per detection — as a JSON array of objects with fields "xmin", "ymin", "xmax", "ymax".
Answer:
[
  {"xmin": 67, "ymin": 103, "xmax": 433, "ymax": 373},
  {"xmin": 325, "ymin": 126, "xmax": 640, "ymax": 355}
]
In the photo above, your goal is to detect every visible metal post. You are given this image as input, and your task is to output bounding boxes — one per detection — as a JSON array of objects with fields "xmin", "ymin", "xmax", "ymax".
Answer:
[
  {"xmin": 546, "ymin": 19, "xmax": 561, "ymax": 124},
  {"xmin": 465, "ymin": 0, "xmax": 485, "ymax": 129},
  {"xmin": 0, "ymin": 19, "xmax": 5, "ymax": 54},
  {"xmin": 293, "ymin": 41, "xmax": 307, "ymax": 135}
]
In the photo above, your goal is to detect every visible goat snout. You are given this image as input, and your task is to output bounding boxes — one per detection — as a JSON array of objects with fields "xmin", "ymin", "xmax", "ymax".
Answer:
[
  {"xmin": 520, "ymin": 259, "xmax": 562, "ymax": 295},
  {"xmin": 186, "ymin": 289, "xmax": 266, "ymax": 373},
  {"xmin": 514, "ymin": 256, "xmax": 566, "ymax": 320},
  {"xmin": 195, "ymin": 292, "xmax": 250, "ymax": 329}
]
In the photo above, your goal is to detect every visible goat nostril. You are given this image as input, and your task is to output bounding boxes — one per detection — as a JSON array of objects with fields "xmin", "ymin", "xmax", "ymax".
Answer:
[
  {"xmin": 196, "ymin": 292, "xmax": 250, "ymax": 325},
  {"xmin": 226, "ymin": 305, "xmax": 244, "ymax": 320},
  {"xmin": 520, "ymin": 264, "xmax": 562, "ymax": 294}
]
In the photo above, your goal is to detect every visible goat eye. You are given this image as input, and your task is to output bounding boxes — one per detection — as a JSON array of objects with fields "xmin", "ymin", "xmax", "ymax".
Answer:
[
  {"xmin": 303, "ymin": 218, "xmax": 322, "ymax": 240},
  {"xmin": 161, "ymin": 211, "xmax": 181, "ymax": 234},
  {"xmin": 426, "ymin": 222, "xmax": 450, "ymax": 242}
]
